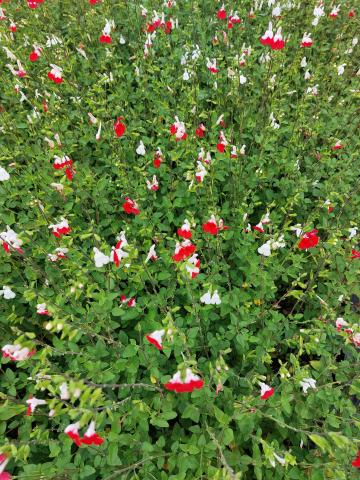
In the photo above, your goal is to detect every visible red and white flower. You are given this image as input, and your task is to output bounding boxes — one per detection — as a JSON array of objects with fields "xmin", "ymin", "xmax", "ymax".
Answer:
[
  {"xmin": 329, "ymin": 5, "xmax": 340, "ymax": 18},
  {"xmin": 332, "ymin": 140, "xmax": 343, "ymax": 150},
  {"xmin": 260, "ymin": 22, "xmax": 285, "ymax": 50},
  {"xmin": 26, "ymin": 395, "xmax": 47, "ymax": 416},
  {"xmin": 49, "ymin": 218, "xmax": 70, "ymax": 238},
  {"xmin": 2, "ymin": 344, "xmax": 35, "ymax": 361},
  {"xmin": 195, "ymin": 161, "xmax": 207, "ymax": 183},
  {"xmin": 170, "ymin": 116, "xmax": 187, "ymax": 141},
  {"xmin": 202, "ymin": 215, "xmax": 229, "ymax": 235},
  {"xmin": 146, "ymin": 175, "xmax": 159, "ymax": 191},
  {"xmin": 29, "ymin": 45, "xmax": 41, "ymax": 62},
  {"xmin": 53, "ymin": 155, "xmax": 74, "ymax": 180},
  {"xmin": 0, "ymin": 227, "xmax": 23, "ymax": 254},
  {"xmin": 164, "ymin": 368, "xmax": 204, "ymax": 393},
  {"xmin": 301, "ymin": 32, "xmax": 312, "ymax": 48},
  {"xmin": 177, "ymin": 219, "xmax": 192, "ymax": 239},
  {"xmin": 195, "ymin": 123, "xmax": 206, "ymax": 138},
  {"xmin": 48, "ymin": 247, "xmax": 68, "ymax": 262},
  {"xmin": 37, "ymin": 303, "xmax": 50, "ymax": 316},
  {"xmin": 185, "ymin": 254, "xmax": 200, "ymax": 278},
  {"xmin": 81, "ymin": 421, "xmax": 104, "ymax": 445},
  {"xmin": 65, "ymin": 422, "xmax": 82, "ymax": 446},
  {"xmin": 145, "ymin": 244, "xmax": 158, "ymax": 263},
  {"xmin": 99, "ymin": 20, "xmax": 112, "ymax": 43},
  {"xmin": 48, "ymin": 64, "xmax": 63, "ymax": 84},
  {"xmin": 216, "ymin": 131, "xmax": 228, "ymax": 152},
  {"xmin": 206, "ymin": 58, "xmax": 218, "ymax": 73},
  {"xmin": 172, "ymin": 240, "xmax": 196, "ymax": 262},
  {"xmin": 259, "ymin": 382, "xmax": 274, "ymax": 400},
  {"xmin": 123, "ymin": 197, "xmax": 140, "ymax": 215},
  {"xmin": 153, "ymin": 148, "xmax": 163, "ymax": 168},
  {"xmin": 216, "ymin": 3, "xmax": 226, "ymax": 20},
  {"xmin": 298, "ymin": 229, "xmax": 319, "ymax": 250},
  {"xmin": 110, "ymin": 232, "xmax": 129, "ymax": 267},
  {"xmin": 120, "ymin": 295, "xmax": 136, "ymax": 307},
  {"xmin": 145, "ymin": 329, "xmax": 166, "ymax": 350},
  {"xmin": 336, "ymin": 317, "xmax": 349, "ymax": 331},
  {"xmin": 0, "ymin": 453, "xmax": 10, "ymax": 480}
]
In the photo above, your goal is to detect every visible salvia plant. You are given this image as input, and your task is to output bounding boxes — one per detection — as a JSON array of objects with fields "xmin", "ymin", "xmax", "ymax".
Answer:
[{"xmin": 0, "ymin": 0, "xmax": 359, "ymax": 479}]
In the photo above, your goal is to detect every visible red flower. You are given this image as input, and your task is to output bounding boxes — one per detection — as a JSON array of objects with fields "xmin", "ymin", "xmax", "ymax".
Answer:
[
  {"xmin": 164, "ymin": 368, "xmax": 204, "ymax": 393},
  {"xmin": 177, "ymin": 219, "xmax": 192, "ymax": 239},
  {"xmin": 145, "ymin": 329, "xmax": 165, "ymax": 350},
  {"xmin": 259, "ymin": 382, "xmax": 274, "ymax": 400},
  {"xmin": 351, "ymin": 249, "xmax": 360, "ymax": 260},
  {"xmin": 114, "ymin": 117, "xmax": 126, "ymax": 137},
  {"xmin": 298, "ymin": 230, "xmax": 319, "ymax": 250},
  {"xmin": 99, "ymin": 34, "xmax": 111, "ymax": 44},
  {"xmin": 202, "ymin": 219, "xmax": 218, "ymax": 235},
  {"xmin": 217, "ymin": 4, "xmax": 227, "ymax": 20},
  {"xmin": 348, "ymin": 10, "xmax": 355, "ymax": 18},
  {"xmin": 195, "ymin": 124, "xmax": 206, "ymax": 138},
  {"xmin": 172, "ymin": 240, "xmax": 196, "ymax": 262},
  {"xmin": 29, "ymin": 50, "xmax": 39, "ymax": 62},
  {"xmin": 352, "ymin": 450, "xmax": 360, "ymax": 468},
  {"xmin": 216, "ymin": 143, "xmax": 226, "ymax": 153},
  {"xmin": 122, "ymin": 197, "xmax": 139, "ymax": 215}
]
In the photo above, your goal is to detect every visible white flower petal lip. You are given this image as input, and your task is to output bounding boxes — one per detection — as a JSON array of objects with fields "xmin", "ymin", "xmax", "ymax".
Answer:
[{"xmin": 0, "ymin": 167, "xmax": 10, "ymax": 181}]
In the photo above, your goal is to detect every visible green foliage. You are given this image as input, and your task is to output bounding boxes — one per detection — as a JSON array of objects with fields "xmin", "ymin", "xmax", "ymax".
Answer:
[{"xmin": 0, "ymin": 0, "xmax": 359, "ymax": 479}]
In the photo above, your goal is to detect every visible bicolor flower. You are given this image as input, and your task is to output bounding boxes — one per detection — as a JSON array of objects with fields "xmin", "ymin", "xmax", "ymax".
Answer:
[
  {"xmin": 206, "ymin": 58, "xmax": 218, "ymax": 73},
  {"xmin": 0, "ymin": 227, "xmax": 23, "ymax": 254},
  {"xmin": 332, "ymin": 141, "xmax": 343, "ymax": 150},
  {"xmin": 202, "ymin": 215, "xmax": 229, "ymax": 235},
  {"xmin": 100, "ymin": 20, "xmax": 112, "ymax": 43},
  {"xmin": 164, "ymin": 368, "xmax": 204, "ymax": 393},
  {"xmin": 177, "ymin": 219, "xmax": 192, "ymax": 239},
  {"xmin": 81, "ymin": 421, "xmax": 104, "ymax": 445},
  {"xmin": 195, "ymin": 161, "xmax": 207, "ymax": 183},
  {"xmin": 146, "ymin": 175, "xmax": 159, "ymax": 191},
  {"xmin": 298, "ymin": 229, "xmax": 319, "ymax": 250},
  {"xmin": 110, "ymin": 234, "xmax": 129, "ymax": 267},
  {"xmin": 170, "ymin": 116, "xmax": 187, "ymax": 141},
  {"xmin": 0, "ymin": 286, "xmax": 15, "ymax": 299},
  {"xmin": 301, "ymin": 32, "xmax": 312, "ymax": 47},
  {"xmin": 123, "ymin": 197, "xmax": 140, "ymax": 215},
  {"xmin": 299, "ymin": 378, "xmax": 317, "ymax": 393},
  {"xmin": 48, "ymin": 247, "xmax": 68, "ymax": 262},
  {"xmin": 0, "ymin": 454, "xmax": 10, "ymax": 480},
  {"xmin": 172, "ymin": 240, "xmax": 196, "ymax": 262},
  {"xmin": 185, "ymin": 254, "xmax": 200, "ymax": 278},
  {"xmin": 195, "ymin": 123, "xmax": 206, "ymax": 138},
  {"xmin": 48, "ymin": 64, "xmax": 63, "ymax": 84},
  {"xmin": 200, "ymin": 290, "xmax": 221, "ymax": 305},
  {"xmin": 49, "ymin": 218, "xmax": 70, "ymax": 238},
  {"xmin": 145, "ymin": 244, "xmax": 158, "ymax": 262},
  {"xmin": 336, "ymin": 317, "xmax": 350, "ymax": 331},
  {"xmin": 64, "ymin": 422, "xmax": 82, "ymax": 446},
  {"xmin": 153, "ymin": 148, "xmax": 163, "ymax": 168},
  {"xmin": 26, "ymin": 395, "xmax": 47, "ymax": 416},
  {"xmin": 216, "ymin": 3, "xmax": 226, "ymax": 20},
  {"xmin": 95, "ymin": 122, "xmax": 102, "ymax": 141},
  {"xmin": 145, "ymin": 329, "xmax": 166, "ymax": 350},
  {"xmin": 93, "ymin": 247, "xmax": 110, "ymax": 268},
  {"xmin": 114, "ymin": 116, "xmax": 126, "ymax": 137},
  {"xmin": 2, "ymin": 344, "xmax": 35, "ymax": 361},
  {"xmin": 29, "ymin": 46, "xmax": 41, "ymax": 62},
  {"xmin": 37, "ymin": 303, "xmax": 50, "ymax": 316},
  {"xmin": 216, "ymin": 131, "xmax": 228, "ymax": 152},
  {"xmin": 329, "ymin": 5, "xmax": 340, "ymax": 18},
  {"xmin": 53, "ymin": 155, "xmax": 74, "ymax": 180},
  {"xmin": 259, "ymin": 382, "xmax": 274, "ymax": 400}
]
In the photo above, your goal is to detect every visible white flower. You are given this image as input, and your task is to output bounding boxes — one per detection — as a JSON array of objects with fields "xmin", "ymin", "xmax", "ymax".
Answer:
[
  {"xmin": 258, "ymin": 240, "xmax": 272, "ymax": 257},
  {"xmin": 0, "ymin": 167, "xmax": 10, "ymax": 181},
  {"xmin": 60, "ymin": 382, "xmax": 70, "ymax": 400},
  {"xmin": 337, "ymin": 64, "xmax": 346, "ymax": 76},
  {"xmin": 145, "ymin": 244, "xmax": 157, "ymax": 263},
  {"xmin": 300, "ymin": 56, "xmax": 307, "ymax": 68},
  {"xmin": 299, "ymin": 377, "xmax": 317, "ymax": 393},
  {"xmin": 183, "ymin": 70, "xmax": 190, "ymax": 81},
  {"xmin": 239, "ymin": 74, "xmax": 247, "ymax": 84},
  {"xmin": 119, "ymin": 35, "xmax": 126, "ymax": 44},
  {"xmin": 136, "ymin": 140, "xmax": 146, "ymax": 156},
  {"xmin": 304, "ymin": 70, "xmax": 311, "ymax": 80},
  {"xmin": 0, "ymin": 286, "xmax": 15, "ymax": 299},
  {"xmin": 349, "ymin": 227, "xmax": 357, "ymax": 239},
  {"xmin": 93, "ymin": 247, "xmax": 110, "ymax": 268}
]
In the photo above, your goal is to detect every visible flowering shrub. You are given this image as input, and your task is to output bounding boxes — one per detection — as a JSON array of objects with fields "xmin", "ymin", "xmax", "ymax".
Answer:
[{"xmin": 0, "ymin": 1, "xmax": 359, "ymax": 479}]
